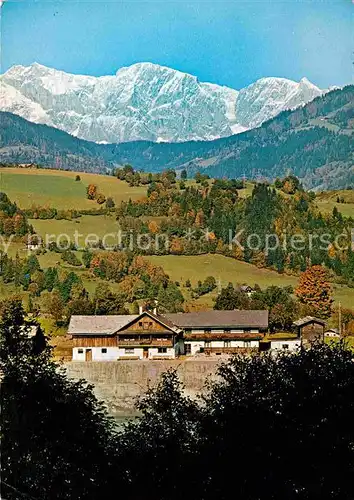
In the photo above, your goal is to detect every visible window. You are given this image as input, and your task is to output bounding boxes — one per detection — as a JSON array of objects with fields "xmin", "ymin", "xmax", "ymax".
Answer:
[
  {"xmin": 125, "ymin": 348, "xmax": 134, "ymax": 354},
  {"xmin": 282, "ymin": 344, "xmax": 289, "ymax": 350},
  {"xmin": 143, "ymin": 322, "xmax": 149, "ymax": 330},
  {"xmin": 224, "ymin": 341, "xmax": 231, "ymax": 348},
  {"xmin": 224, "ymin": 328, "xmax": 231, "ymax": 334},
  {"xmin": 139, "ymin": 322, "xmax": 143, "ymax": 327},
  {"xmin": 149, "ymin": 322, "xmax": 153, "ymax": 327},
  {"xmin": 78, "ymin": 348, "xmax": 83, "ymax": 354},
  {"xmin": 185, "ymin": 343, "xmax": 191, "ymax": 355},
  {"xmin": 101, "ymin": 348, "xmax": 107, "ymax": 354},
  {"xmin": 158, "ymin": 347, "xmax": 167, "ymax": 354},
  {"xmin": 243, "ymin": 340, "xmax": 251, "ymax": 348},
  {"xmin": 205, "ymin": 341, "xmax": 211, "ymax": 348}
]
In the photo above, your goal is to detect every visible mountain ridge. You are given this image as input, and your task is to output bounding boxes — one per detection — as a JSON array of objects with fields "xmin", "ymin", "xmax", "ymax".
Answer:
[
  {"xmin": 0, "ymin": 62, "xmax": 323, "ymax": 144},
  {"xmin": 0, "ymin": 84, "xmax": 352, "ymax": 190}
]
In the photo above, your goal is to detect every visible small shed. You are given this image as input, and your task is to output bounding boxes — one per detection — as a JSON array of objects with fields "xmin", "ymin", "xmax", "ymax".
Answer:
[
  {"xmin": 240, "ymin": 285, "xmax": 255, "ymax": 297},
  {"xmin": 292, "ymin": 316, "xmax": 326, "ymax": 346},
  {"xmin": 324, "ymin": 328, "xmax": 340, "ymax": 338}
]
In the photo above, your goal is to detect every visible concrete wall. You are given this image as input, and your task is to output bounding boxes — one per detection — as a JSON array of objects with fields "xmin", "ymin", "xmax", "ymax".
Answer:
[{"xmin": 64, "ymin": 359, "xmax": 221, "ymax": 416}]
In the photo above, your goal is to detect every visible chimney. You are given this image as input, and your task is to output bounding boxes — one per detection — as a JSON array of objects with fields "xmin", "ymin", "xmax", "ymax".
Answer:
[
  {"xmin": 153, "ymin": 307, "xmax": 157, "ymax": 315},
  {"xmin": 139, "ymin": 305, "xmax": 143, "ymax": 314}
]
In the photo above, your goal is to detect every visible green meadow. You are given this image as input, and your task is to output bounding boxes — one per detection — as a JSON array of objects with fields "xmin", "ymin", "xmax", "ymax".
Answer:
[
  {"xmin": 316, "ymin": 190, "xmax": 354, "ymax": 218},
  {"xmin": 30, "ymin": 214, "xmax": 120, "ymax": 245},
  {"xmin": 0, "ymin": 167, "xmax": 146, "ymax": 209},
  {"xmin": 147, "ymin": 254, "xmax": 354, "ymax": 309}
]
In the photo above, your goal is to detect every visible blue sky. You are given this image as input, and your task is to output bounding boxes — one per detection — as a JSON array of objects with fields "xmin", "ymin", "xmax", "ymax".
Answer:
[{"xmin": 1, "ymin": 0, "xmax": 353, "ymax": 89}]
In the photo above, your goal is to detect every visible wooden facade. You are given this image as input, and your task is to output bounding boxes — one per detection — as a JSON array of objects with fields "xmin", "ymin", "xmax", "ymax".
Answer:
[
  {"xmin": 293, "ymin": 318, "xmax": 325, "ymax": 346},
  {"xmin": 71, "ymin": 312, "xmax": 179, "ymax": 351},
  {"xmin": 71, "ymin": 336, "xmax": 117, "ymax": 347},
  {"xmin": 119, "ymin": 316, "xmax": 174, "ymax": 332},
  {"xmin": 117, "ymin": 314, "xmax": 177, "ymax": 346}
]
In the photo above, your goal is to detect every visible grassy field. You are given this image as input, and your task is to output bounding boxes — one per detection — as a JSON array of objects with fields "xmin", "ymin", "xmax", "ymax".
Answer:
[
  {"xmin": 0, "ymin": 167, "xmax": 146, "ymax": 209},
  {"xmin": 30, "ymin": 214, "xmax": 120, "ymax": 245},
  {"xmin": 316, "ymin": 190, "xmax": 354, "ymax": 218},
  {"xmin": 147, "ymin": 254, "xmax": 354, "ymax": 309},
  {"xmin": 148, "ymin": 254, "xmax": 299, "ymax": 288}
]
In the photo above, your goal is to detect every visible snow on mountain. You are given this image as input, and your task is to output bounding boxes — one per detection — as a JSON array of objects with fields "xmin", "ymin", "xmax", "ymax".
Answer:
[
  {"xmin": 0, "ymin": 62, "xmax": 324, "ymax": 143},
  {"xmin": 235, "ymin": 76, "xmax": 324, "ymax": 129}
]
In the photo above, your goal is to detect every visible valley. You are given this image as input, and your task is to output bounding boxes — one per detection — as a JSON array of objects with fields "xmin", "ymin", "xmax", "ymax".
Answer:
[{"xmin": 0, "ymin": 166, "xmax": 353, "ymax": 329}]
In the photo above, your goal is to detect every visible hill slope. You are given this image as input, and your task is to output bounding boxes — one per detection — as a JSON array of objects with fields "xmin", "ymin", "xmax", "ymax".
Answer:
[{"xmin": 0, "ymin": 85, "xmax": 353, "ymax": 189}]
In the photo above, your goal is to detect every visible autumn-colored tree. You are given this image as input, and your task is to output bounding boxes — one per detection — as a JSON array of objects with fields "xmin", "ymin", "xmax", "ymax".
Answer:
[
  {"xmin": 118, "ymin": 276, "xmax": 145, "ymax": 302},
  {"xmin": 169, "ymin": 237, "xmax": 184, "ymax": 255},
  {"xmin": 194, "ymin": 209, "xmax": 204, "ymax": 227},
  {"xmin": 45, "ymin": 290, "xmax": 65, "ymax": 324},
  {"xmin": 250, "ymin": 250, "xmax": 266, "ymax": 268},
  {"xmin": 86, "ymin": 184, "xmax": 98, "ymax": 200},
  {"xmin": 328, "ymin": 244, "xmax": 336, "ymax": 259},
  {"xmin": 96, "ymin": 193, "xmax": 106, "ymax": 205},
  {"xmin": 233, "ymin": 245, "xmax": 244, "ymax": 261},
  {"xmin": 295, "ymin": 265, "xmax": 334, "ymax": 319},
  {"xmin": 148, "ymin": 220, "xmax": 160, "ymax": 234}
]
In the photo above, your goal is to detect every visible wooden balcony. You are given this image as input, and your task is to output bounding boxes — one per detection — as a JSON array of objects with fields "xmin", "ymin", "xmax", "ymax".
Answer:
[
  {"xmin": 117, "ymin": 337, "xmax": 173, "ymax": 347},
  {"xmin": 185, "ymin": 333, "xmax": 263, "ymax": 341}
]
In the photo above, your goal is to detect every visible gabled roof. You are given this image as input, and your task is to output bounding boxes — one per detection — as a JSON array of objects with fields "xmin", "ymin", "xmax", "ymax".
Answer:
[
  {"xmin": 68, "ymin": 315, "xmax": 138, "ymax": 336},
  {"xmin": 325, "ymin": 328, "xmax": 340, "ymax": 334},
  {"xmin": 292, "ymin": 316, "xmax": 326, "ymax": 327},
  {"xmin": 164, "ymin": 310, "xmax": 269, "ymax": 329},
  {"xmin": 119, "ymin": 311, "xmax": 181, "ymax": 334},
  {"xmin": 67, "ymin": 311, "xmax": 181, "ymax": 336}
]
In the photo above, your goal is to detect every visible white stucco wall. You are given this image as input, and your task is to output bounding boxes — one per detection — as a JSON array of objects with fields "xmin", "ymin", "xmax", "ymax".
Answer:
[
  {"xmin": 118, "ymin": 348, "xmax": 144, "ymax": 359},
  {"xmin": 72, "ymin": 347, "xmax": 86, "ymax": 361},
  {"xmin": 73, "ymin": 346, "xmax": 176, "ymax": 361},
  {"xmin": 92, "ymin": 347, "xmax": 119, "ymax": 361},
  {"xmin": 271, "ymin": 340, "xmax": 300, "ymax": 351},
  {"xmin": 185, "ymin": 341, "xmax": 205, "ymax": 355},
  {"xmin": 72, "ymin": 347, "xmax": 119, "ymax": 361},
  {"xmin": 149, "ymin": 347, "xmax": 175, "ymax": 359},
  {"xmin": 184, "ymin": 339, "xmax": 260, "ymax": 355}
]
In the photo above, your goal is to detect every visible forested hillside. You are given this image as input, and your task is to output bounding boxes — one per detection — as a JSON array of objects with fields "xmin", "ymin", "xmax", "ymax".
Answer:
[{"xmin": 0, "ymin": 85, "xmax": 353, "ymax": 189}]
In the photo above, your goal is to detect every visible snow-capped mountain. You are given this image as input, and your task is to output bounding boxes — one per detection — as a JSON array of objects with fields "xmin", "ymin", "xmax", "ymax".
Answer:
[
  {"xmin": 0, "ymin": 62, "xmax": 324, "ymax": 143},
  {"xmin": 235, "ymin": 77, "xmax": 324, "ymax": 129}
]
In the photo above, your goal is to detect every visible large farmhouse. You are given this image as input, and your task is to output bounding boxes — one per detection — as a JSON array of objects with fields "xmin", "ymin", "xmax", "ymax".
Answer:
[
  {"xmin": 165, "ymin": 310, "xmax": 268, "ymax": 356},
  {"xmin": 68, "ymin": 309, "xmax": 269, "ymax": 361},
  {"xmin": 68, "ymin": 311, "xmax": 182, "ymax": 361}
]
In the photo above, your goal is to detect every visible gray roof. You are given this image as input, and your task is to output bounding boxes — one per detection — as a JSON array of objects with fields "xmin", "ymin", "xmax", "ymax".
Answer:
[
  {"xmin": 68, "ymin": 315, "xmax": 138, "ymax": 336},
  {"xmin": 325, "ymin": 328, "xmax": 340, "ymax": 334},
  {"xmin": 68, "ymin": 311, "xmax": 181, "ymax": 336},
  {"xmin": 164, "ymin": 310, "xmax": 269, "ymax": 329},
  {"xmin": 293, "ymin": 316, "xmax": 326, "ymax": 327}
]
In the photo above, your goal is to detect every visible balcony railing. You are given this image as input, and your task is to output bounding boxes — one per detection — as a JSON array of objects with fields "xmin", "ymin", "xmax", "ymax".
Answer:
[
  {"xmin": 117, "ymin": 338, "xmax": 173, "ymax": 347},
  {"xmin": 185, "ymin": 333, "xmax": 263, "ymax": 341}
]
